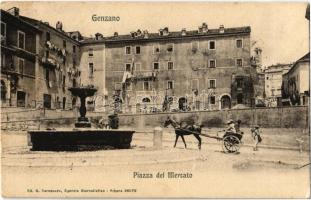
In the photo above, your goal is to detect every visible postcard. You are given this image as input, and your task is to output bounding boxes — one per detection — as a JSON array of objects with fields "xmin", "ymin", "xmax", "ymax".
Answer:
[{"xmin": 1, "ymin": 1, "xmax": 310, "ymax": 198}]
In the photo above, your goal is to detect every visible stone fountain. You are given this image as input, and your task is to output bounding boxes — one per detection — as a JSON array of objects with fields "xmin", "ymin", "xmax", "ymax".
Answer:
[{"xmin": 28, "ymin": 86, "xmax": 135, "ymax": 151}]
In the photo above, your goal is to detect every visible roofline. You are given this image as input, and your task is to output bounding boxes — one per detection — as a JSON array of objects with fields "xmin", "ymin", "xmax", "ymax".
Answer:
[
  {"xmin": 81, "ymin": 27, "xmax": 251, "ymax": 45},
  {"xmin": 283, "ymin": 53, "xmax": 309, "ymax": 76},
  {"xmin": 0, "ymin": 9, "xmax": 42, "ymax": 33},
  {"xmin": 20, "ymin": 15, "xmax": 81, "ymax": 45}
]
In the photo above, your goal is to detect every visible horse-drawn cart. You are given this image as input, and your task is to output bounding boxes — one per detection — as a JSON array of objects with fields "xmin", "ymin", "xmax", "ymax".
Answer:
[{"xmin": 175, "ymin": 128, "xmax": 243, "ymax": 153}]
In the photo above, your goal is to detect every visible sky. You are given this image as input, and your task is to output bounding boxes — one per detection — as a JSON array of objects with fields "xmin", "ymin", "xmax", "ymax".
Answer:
[{"xmin": 1, "ymin": 1, "xmax": 309, "ymax": 67}]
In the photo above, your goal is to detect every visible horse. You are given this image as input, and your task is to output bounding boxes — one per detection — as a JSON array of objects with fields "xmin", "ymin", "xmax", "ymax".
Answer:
[{"xmin": 163, "ymin": 117, "xmax": 203, "ymax": 150}]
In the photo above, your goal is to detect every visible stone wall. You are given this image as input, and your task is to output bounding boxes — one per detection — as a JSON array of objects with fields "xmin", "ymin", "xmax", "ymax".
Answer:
[{"xmin": 118, "ymin": 106, "xmax": 309, "ymax": 128}]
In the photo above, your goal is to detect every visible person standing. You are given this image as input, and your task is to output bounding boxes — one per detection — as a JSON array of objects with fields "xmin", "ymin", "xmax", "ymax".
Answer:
[{"xmin": 251, "ymin": 125, "xmax": 262, "ymax": 151}]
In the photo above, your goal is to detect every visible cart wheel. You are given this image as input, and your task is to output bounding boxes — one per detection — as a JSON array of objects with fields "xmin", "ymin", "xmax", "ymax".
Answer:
[{"xmin": 222, "ymin": 135, "xmax": 241, "ymax": 153}]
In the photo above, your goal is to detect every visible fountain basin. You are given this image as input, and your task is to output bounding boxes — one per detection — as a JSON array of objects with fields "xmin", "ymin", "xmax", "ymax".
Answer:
[{"xmin": 28, "ymin": 129, "xmax": 135, "ymax": 151}]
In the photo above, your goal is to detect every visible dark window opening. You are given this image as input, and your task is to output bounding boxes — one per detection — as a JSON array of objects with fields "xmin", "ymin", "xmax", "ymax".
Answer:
[
  {"xmin": 237, "ymin": 59, "xmax": 243, "ymax": 67},
  {"xmin": 153, "ymin": 62, "xmax": 159, "ymax": 70},
  {"xmin": 43, "ymin": 94, "xmax": 51, "ymax": 109},
  {"xmin": 136, "ymin": 46, "xmax": 141, "ymax": 54},
  {"xmin": 63, "ymin": 40, "xmax": 66, "ymax": 48},
  {"xmin": 18, "ymin": 31, "xmax": 25, "ymax": 49},
  {"xmin": 17, "ymin": 91, "xmax": 26, "ymax": 107},
  {"xmin": 73, "ymin": 45, "xmax": 76, "ymax": 53},
  {"xmin": 125, "ymin": 64, "xmax": 131, "ymax": 72},
  {"xmin": 46, "ymin": 32, "xmax": 50, "ymax": 41},
  {"xmin": 209, "ymin": 60, "xmax": 216, "ymax": 68},
  {"xmin": 143, "ymin": 81, "xmax": 150, "ymax": 91},
  {"xmin": 237, "ymin": 93, "xmax": 244, "ymax": 104},
  {"xmin": 209, "ymin": 79, "xmax": 216, "ymax": 88},
  {"xmin": 167, "ymin": 81, "xmax": 173, "ymax": 89},
  {"xmin": 209, "ymin": 41, "xmax": 215, "ymax": 49},
  {"xmin": 45, "ymin": 69, "xmax": 50, "ymax": 81},
  {"xmin": 210, "ymin": 96, "xmax": 216, "ymax": 104},
  {"xmin": 125, "ymin": 46, "xmax": 131, "ymax": 54},
  {"xmin": 168, "ymin": 62, "xmax": 174, "ymax": 70},
  {"xmin": 236, "ymin": 39, "xmax": 242, "ymax": 48},
  {"xmin": 167, "ymin": 44, "xmax": 173, "ymax": 52}
]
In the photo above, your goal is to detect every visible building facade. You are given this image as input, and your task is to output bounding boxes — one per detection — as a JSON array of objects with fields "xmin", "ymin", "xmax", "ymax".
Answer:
[
  {"xmin": 263, "ymin": 64, "xmax": 291, "ymax": 107},
  {"xmin": 282, "ymin": 53, "xmax": 309, "ymax": 106},
  {"xmin": 21, "ymin": 15, "xmax": 82, "ymax": 109},
  {"xmin": 1, "ymin": 8, "xmax": 41, "ymax": 108},
  {"xmin": 97, "ymin": 24, "xmax": 256, "ymax": 113},
  {"xmin": 80, "ymin": 35, "xmax": 107, "ymax": 111}
]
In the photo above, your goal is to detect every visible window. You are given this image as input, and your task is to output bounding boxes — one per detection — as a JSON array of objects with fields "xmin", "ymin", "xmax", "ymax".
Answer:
[
  {"xmin": 63, "ymin": 40, "xmax": 66, "ymax": 48},
  {"xmin": 167, "ymin": 81, "xmax": 174, "ymax": 89},
  {"xmin": 46, "ymin": 32, "xmax": 50, "ymax": 41},
  {"xmin": 209, "ymin": 60, "xmax": 216, "ymax": 68},
  {"xmin": 266, "ymin": 77, "xmax": 269, "ymax": 80},
  {"xmin": 43, "ymin": 94, "xmax": 51, "ymax": 109},
  {"xmin": 236, "ymin": 59, "xmax": 243, "ymax": 67},
  {"xmin": 143, "ymin": 81, "xmax": 150, "ymax": 91},
  {"xmin": 167, "ymin": 61, "xmax": 174, "ymax": 70},
  {"xmin": 125, "ymin": 46, "xmax": 131, "ymax": 54},
  {"xmin": 73, "ymin": 59, "xmax": 76, "ymax": 68},
  {"xmin": 89, "ymin": 63, "xmax": 94, "ymax": 78},
  {"xmin": 73, "ymin": 45, "xmax": 76, "ymax": 53},
  {"xmin": 45, "ymin": 68, "xmax": 50, "ymax": 81},
  {"xmin": 153, "ymin": 62, "xmax": 159, "ymax": 70},
  {"xmin": 210, "ymin": 96, "xmax": 216, "ymax": 104},
  {"xmin": 236, "ymin": 39, "xmax": 243, "ymax": 48},
  {"xmin": 18, "ymin": 58, "xmax": 24, "ymax": 75},
  {"xmin": 167, "ymin": 44, "xmax": 174, "ymax": 52},
  {"xmin": 46, "ymin": 50, "xmax": 49, "ymax": 58},
  {"xmin": 135, "ymin": 46, "xmax": 141, "ymax": 54},
  {"xmin": 209, "ymin": 79, "xmax": 216, "ymax": 88},
  {"xmin": 17, "ymin": 91, "xmax": 26, "ymax": 107},
  {"xmin": 125, "ymin": 63, "xmax": 132, "ymax": 72},
  {"xmin": 1, "ymin": 22, "xmax": 6, "ymax": 37},
  {"xmin": 134, "ymin": 63, "xmax": 141, "ymax": 71},
  {"xmin": 209, "ymin": 41, "xmax": 215, "ymax": 50},
  {"xmin": 1, "ymin": 53, "xmax": 5, "ymax": 66},
  {"xmin": 62, "ymin": 75, "xmax": 66, "ymax": 86},
  {"xmin": 17, "ymin": 31, "xmax": 25, "ymax": 49},
  {"xmin": 88, "ymin": 48, "xmax": 93, "ymax": 57},
  {"xmin": 153, "ymin": 45, "xmax": 160, "ymax": 54}
]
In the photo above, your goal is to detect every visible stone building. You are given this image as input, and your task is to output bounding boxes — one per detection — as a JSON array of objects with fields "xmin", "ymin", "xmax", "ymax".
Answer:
[
  {"xmin": 0, "ymin": 8, "xmax": 41, "ymax": 108},
  {"xmin": 79, "ymin": 34, "xmax": 107, "ymax": 111},
  {"xmin": 263, "ymin": 63, "xmax": 291, "ymax": 107},
  {"xmin": 20, "ymin": 15, "xmax": 82, "ymax": 109},
  {"xmin": 282, "ymin": 53, "xmax": 309, "ymax": 106},
  {"xmin": 98, "ymin": 24, "xmax": 256, "ymax": 113}
]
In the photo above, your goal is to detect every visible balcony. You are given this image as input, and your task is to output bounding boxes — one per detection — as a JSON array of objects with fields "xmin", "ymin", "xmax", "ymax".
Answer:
[
  {"xmin": 131, "ymin": 71, "xmax": 157, "ymax": 81},
  {"xmin": 41, "ymin": 57, "xmax": 58, "ymax": 70}
]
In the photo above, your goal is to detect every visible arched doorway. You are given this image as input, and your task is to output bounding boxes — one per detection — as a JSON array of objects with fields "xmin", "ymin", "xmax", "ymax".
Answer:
[
  {"xmin": 220, "ymin": 95, "xmax": 231, "ymax": 109},
  {"xmin": 178, "ymin": 97, "xmax": 187, "ymax": 111}
]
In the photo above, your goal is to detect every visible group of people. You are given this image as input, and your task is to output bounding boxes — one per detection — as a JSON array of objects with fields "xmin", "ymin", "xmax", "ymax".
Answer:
[{"xmin": 226, "ymin": 119, "xmax": 262, "ymax": 151}]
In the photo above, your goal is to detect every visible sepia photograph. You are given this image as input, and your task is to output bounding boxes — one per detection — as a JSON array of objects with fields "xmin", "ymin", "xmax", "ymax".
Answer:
[{"xmin": 0, "ymin": 1, "xmax": 310, "ymax": 198}]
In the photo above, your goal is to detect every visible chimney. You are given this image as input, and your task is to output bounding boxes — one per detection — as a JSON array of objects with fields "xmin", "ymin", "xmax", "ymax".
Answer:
[
  {"xmin": 143, "ymin": 30, "xmax": 149, "ymax": 38},
  {"xmin": 7, "ymin": 7, "xmax": 19, "ymax": 17},
  {"xmin": 130, "ymin": 31, "xmax": 135, "ymax": 38},
  {"xmin": 202, "ymin": 23, "xmax": 208, "ymax": 33},
  {"xmin": 137, "ymin": 29, "xmax": 142, "ymax": 36},
  {"xmin": 181, "ymin": 28, "xmax": 186, "ymax": 36},
  {"xmin": 114, "ymin": 32, "xmax": 118, "ymax": 37},
  {"xmin": 163, "ymin": 27, "xmax": 169, "ymax": 36},
  {"xmin": 159, "ymin": 29, "xmax": 163, "ymax": 36},
  {"xmin": 198, "ymin": 26, "xmax": 203, "ymax": 33},
  {"xmin": 56, "ymin": 21, "xmax": 63, "ymax": 31},
  {"xmin": 95, "ymin": 33, "xmax": 103, "ymax": 40},
  {"xmin": 219, "ymin": 25, "xmax": 225, "ymax": 33}
]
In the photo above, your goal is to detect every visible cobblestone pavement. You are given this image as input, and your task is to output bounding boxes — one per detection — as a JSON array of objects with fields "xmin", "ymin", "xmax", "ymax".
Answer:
[{"xmin": 1, "ymin": 130, "xmax": 310, "ymax": 198}]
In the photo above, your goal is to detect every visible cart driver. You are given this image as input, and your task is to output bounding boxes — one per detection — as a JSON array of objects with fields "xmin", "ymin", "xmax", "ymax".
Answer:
[{"xmin": 226, "ymin": 120, "xmax": 237, "ymax": 134}]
